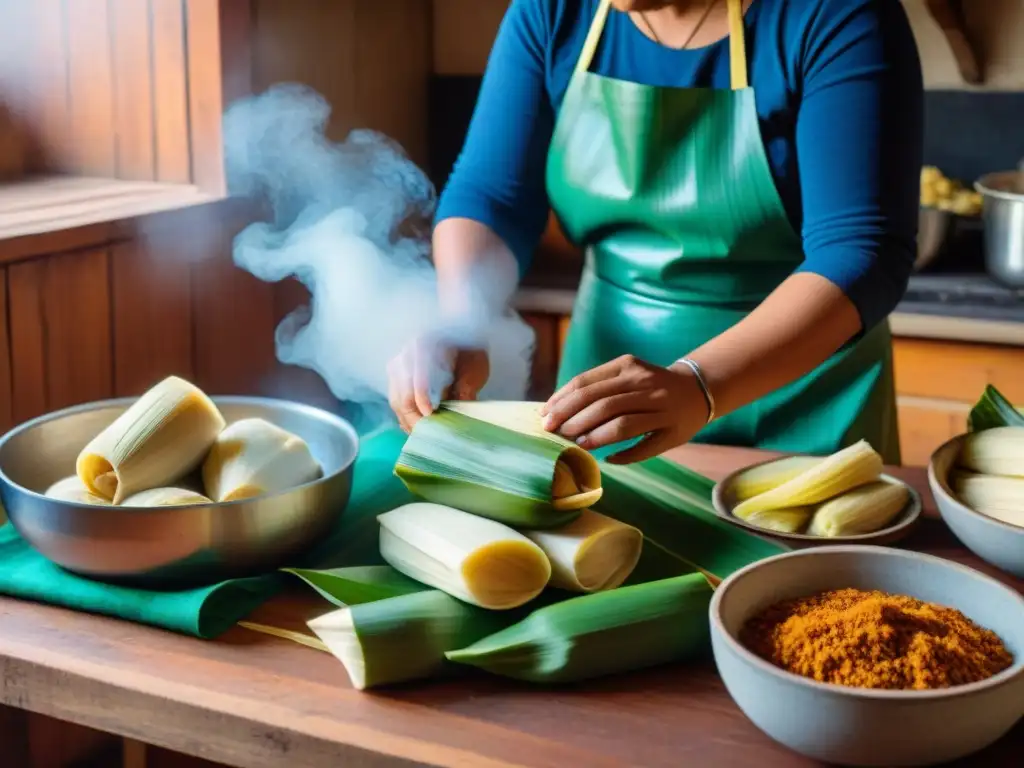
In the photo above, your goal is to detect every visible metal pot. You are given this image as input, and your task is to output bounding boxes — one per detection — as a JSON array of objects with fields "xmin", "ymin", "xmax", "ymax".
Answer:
[{"xmin": 975, "ymin": 170, "xmax": 1024, "ymax": 288}]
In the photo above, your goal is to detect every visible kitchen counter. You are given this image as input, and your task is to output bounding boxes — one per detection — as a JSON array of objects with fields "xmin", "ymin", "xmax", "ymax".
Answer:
[
  {"xmin": 514, "ymin": 270, "xmax": 1024, "ymax": 346},
  {"xmin": 1, "ymin": 445, "xmax": 1020, "ymax": 768}
]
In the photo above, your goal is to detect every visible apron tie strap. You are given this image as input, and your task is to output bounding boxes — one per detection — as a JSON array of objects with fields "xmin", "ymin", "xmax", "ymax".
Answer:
[
  {"xmin": 726, "ymin": 0, "xmax": 749, "ymax": 90},
  {"xmin": 575, "ymin": 0, "xmax": 749, "ymax": 91}
]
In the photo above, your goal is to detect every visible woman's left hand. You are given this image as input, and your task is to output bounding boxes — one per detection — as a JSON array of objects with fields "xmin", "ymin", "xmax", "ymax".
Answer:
[{"xmin": 540, "ymin": 354, "xmax": 711, "ymax": 464}]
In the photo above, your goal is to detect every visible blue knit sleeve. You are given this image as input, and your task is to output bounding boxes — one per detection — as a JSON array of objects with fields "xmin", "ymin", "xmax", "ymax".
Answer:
[
  {"xmin": 791, "ymin": 0, "xmax": 923, "ymax": 332},
  {"xmin": 433, "ymin": 0, "xmax": 554, "ymax": 276}
]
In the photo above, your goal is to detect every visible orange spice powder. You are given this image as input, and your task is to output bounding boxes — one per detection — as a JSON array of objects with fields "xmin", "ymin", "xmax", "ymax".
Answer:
[{"xmin": 740, "ymin": 588, "xmax": 1014, "ymax": 690}]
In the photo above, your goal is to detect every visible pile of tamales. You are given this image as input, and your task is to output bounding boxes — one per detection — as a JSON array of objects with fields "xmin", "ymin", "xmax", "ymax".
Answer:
[{"xmin": 246, "ymin": 401, "xmax": 786, "ymax": 690}]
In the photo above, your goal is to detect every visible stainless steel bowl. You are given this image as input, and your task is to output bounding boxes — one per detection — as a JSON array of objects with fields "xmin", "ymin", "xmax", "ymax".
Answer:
[
  {"xmin": 976, "ymin": 170, "xmax": 1024, "ymax": 287},
  {"xmin": 0, "ymin": 396, "xmax": 359, "ymax": 587}
]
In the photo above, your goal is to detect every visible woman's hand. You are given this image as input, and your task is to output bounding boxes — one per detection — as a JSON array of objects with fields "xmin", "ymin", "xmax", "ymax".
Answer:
[
  {"xmin": 387, "ymin": 338, "xmax": 490, "ymax": 432},
  {"xmin": 539, "ymin": 355, "xmax": 709, "ymax": 464}
]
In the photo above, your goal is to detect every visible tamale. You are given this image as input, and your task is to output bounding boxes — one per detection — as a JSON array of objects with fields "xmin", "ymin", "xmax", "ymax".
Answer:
[
  {"xmin": 394, "ymin": 402, "xmax": 602, "ymax": 528},
  {"xmin": 377, "ymin": 503, "xmax": 552, "ymax": 609},
  {"xmin": 523, "ymin": 508, "xmax": 643, "ymax": 592},
  {"xmin": 203, "ymin": 417, "xmax": 321, "ymax": 502},
  {"xmin": 76, "ymin": 376, "xmax": 225, "ymax": 503}
]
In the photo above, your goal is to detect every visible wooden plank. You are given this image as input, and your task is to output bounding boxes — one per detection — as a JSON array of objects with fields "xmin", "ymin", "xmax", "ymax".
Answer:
[
  {"xmin": 29, "ymin": 0, "xmax": 72, "ymax": 173},
  {"xmin": 191, "ymin": 234, "xmax": 277, "ymax": 396},
  {"xmin": 251, "ymin": 0, "xmax": 356, "ymax": 142},
  {"xmin": 431, "ymin": 0, "xmax": 507, "ymax": 75},
  {"xmin": 152, "ymin": 0, "xmax": 193, "ymax": 184},
  {"xmin": 896, "ymin": 396, "xmax": 971, "ymax": 468},
  {"xmin": 185, "ymin": 0, "xmax": 227, "ymax": 195},
  {"xmin": 111, "ymin": 238, "xmax": 194, "ymax": 396},
  {"xmin": 219, "ymin": 0, "xmax": 254, "ymax": 103},
  {"xmin": 111, "ymin": 0, "xmax": 157, "ymax": 180},
  {"xmin": 0, "ymin": 266, "xmax": 11, "ymax": 432},
  {"xmin": 66, "ymin": 0, "xmax": 117, "ymax": 175},
  {"xmin": 352, "ymin": 0, "xmax": 432, "ymax": 167},
  {"xmin": 0, "ymin": 705, "xmax": 30, "ymax": 767},
  {"xmin": 892, "ymin": 337, "xmax": 1024, "ymax": 403},
  {"xmin": 7, "ymin": 260, "xmax": 47, "ymax": 424},
  {"xmin": 8, "ymin": 249, "xmax": 114, "ymax": 423},
  {"xmin": 27, "ymin": 712, "xmax": 120, "ymax": 767}
]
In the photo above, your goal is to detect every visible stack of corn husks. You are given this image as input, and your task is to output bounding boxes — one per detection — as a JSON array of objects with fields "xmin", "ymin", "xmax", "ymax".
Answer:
[
  {"xmin": 245, "ymin": 402, "xmax": 787, "ymax": 690},
  {"xmin": 951, "ymin": 385, "xmax": 1024, "ymax": 528}
]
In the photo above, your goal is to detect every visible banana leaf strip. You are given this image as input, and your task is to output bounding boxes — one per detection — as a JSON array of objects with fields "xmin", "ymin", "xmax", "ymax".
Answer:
[
  {"xmin": 596, "ymin": 457, "xmax": 788, "ymax": 580},
  {"xmin": 445, "ymin": 572, "xmax": 714, "ymax": 684},
  {"xmin": 308, "ymin": 589, "xmax": 512, "ymax": 690}
]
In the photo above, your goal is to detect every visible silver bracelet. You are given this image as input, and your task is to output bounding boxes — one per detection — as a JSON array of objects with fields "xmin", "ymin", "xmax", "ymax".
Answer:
[{"xmin": 675, "ymin": 357, "xmax": 716, "ymax": 425}]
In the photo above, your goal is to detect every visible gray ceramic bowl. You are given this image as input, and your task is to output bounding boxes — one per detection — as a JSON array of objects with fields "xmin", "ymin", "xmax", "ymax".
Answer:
[
  {"xmin": 710, "ymin": 546, "xmax": 1024, "ymax": 767},
  {"xmin": 0, "ymin": 396, "xmax": 359, "ymax": 587},
  {"xmin": 713, "ymin": 455, "xmax": 921, "ymax": 546},
  {"xmin": 929, "ymin": 434, "xmax": 1024, "ymax": 579}
]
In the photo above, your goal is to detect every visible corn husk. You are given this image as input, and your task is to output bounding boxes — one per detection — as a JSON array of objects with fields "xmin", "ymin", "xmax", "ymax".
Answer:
[
  {"xmin": 597, "ymin": 459, "xmax": 788, "ymax": 581},
  {"xmin": 728, "ymin": 456, "xmax": 822, "ymax": 502},
  {"xmin": 445, "ymin": 572, "xmax": 713, "ymax": 683},
  {"xmin": 951, "ymin": 471, "xmax": 1024, "ymax": 528},
  {"xmin": 968, "ymin": 384, "xmax": 1024, "ymax": 432},
  {"xmin": 76, "ymin": 376, "xmax": 226, "ymax": 503},
  {"xmin": 957, "ymin": 426, "xmax": 1024, "ymax": 479},
  {"xmin": 807, "ymin": 481, "xmax": 910, "ymax": 537},
  {"xmin": 308, "ymin": 590, "xmax": 510, "ymax": 690},
  {"xmin": 394, "ymin": 402, "xmax": 601, "ymax": 528},
  {"xmin": 742, "ymin": 507, "xmax": 813, "ymax": 534},
  {"xmin": 202, "ymin": 417, "xmax": 321, "ymax": 502},
  {"xmin": 377, "ymin": 502, "xmax": 552, "ymax": 610},
  {"xmin": 120, "ymin": 487, "xmax": 212, "ymax": 507},
  {"xmin": 731, "ymin": 441, "xmax": 882, "ymax": 520},
  {"xmin": 44, "ymin": 476, "xmax": 112, "ymax": 506},
  {"xmin": 523, "ymin": 509, "xmax": 642, "ymax": 592}
]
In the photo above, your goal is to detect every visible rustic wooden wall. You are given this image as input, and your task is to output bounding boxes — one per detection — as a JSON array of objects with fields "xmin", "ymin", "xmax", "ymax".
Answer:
[
  {"xmin": 0, "ymin": 0, "xmax": 225, "ymax": 191},
  {"xmin": 249, "ymin": 0, "xmax": 432, "ymax": 167}
]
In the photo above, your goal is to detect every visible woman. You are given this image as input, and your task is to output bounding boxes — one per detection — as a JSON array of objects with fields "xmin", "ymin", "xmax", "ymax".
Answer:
[{"xmin": 388, "ymin": 0, "xmax": 923, "ymax": 465}]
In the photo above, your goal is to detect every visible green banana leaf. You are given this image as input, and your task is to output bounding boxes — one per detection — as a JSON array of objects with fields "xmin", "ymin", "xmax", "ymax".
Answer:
[
  {"xmin": 445, "ymin": 572, "xmax": 714, "ymax": 684},
  {"xmin": 596, "ymin": 457, "xmax": 788, "ymax": 580},
  {"xmin": 394, "ymin": 407, "xmax": 584, "ymax": 528},
  {"xmin": 967, "ymin": 384, "xmax": 1024, "ymax": 431}
]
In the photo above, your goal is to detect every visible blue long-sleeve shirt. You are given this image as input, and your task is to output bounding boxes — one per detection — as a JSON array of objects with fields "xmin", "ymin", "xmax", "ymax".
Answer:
[{"xmin": 435, "ymin": 0, "xmax": 924, "ymax": 332}]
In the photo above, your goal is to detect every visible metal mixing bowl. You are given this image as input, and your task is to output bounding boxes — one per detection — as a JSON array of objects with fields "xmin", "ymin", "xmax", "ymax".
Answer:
[{"xmin": 0, "ymin": 396, "xmax": 359, "ymax": 587}]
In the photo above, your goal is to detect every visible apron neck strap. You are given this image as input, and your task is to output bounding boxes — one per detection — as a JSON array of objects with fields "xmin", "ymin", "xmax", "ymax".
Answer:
[{"xmin": 575, "ymin": 0, "xmax": 749, "ymax": 91}]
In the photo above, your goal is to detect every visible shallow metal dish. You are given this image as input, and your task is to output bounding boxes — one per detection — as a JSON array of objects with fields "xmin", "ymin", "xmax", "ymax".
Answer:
[
  {"xmin": 0, "ymin": 396, "xmax": 359, "ymax": 587},
  {"xmin": 712, "ymin": 456, "xmax": 921, "ymax": 547},
  {"xmin": 710, "ymin": 546, "xmax": 1024, "ymax": 766}
]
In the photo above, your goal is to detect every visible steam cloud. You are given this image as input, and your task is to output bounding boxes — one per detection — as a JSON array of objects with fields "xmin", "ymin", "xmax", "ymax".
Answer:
[{"xmin": 223, "ymin": 84, "xmax": 534, "ymax": 431}]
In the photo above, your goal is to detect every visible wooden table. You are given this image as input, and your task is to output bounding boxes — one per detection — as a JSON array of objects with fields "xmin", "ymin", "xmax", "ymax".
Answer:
[{"xmin": 1, "ymin": 445, "xmax": 1021, "ymax": 768}]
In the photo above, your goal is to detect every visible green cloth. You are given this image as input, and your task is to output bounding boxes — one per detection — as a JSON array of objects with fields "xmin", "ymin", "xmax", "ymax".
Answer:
[
  {"xmin": 546, "ymin": 0, "xmax": 900, "ymax": 463},
  {"xmin": 0, "ymin": 429, "xmax": 414, "ymax": 639}
]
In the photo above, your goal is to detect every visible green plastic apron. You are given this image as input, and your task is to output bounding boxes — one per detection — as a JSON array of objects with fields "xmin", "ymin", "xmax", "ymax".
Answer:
[{"xmin": 546, "ymin": 0, "xmax": 899, "ymax": 463}]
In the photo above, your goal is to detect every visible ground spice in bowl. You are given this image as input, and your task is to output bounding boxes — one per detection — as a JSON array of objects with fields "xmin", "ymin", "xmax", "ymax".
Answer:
[{"xmin": 740, "ymin": 588, "xmax": 1014, "ymax": 690}]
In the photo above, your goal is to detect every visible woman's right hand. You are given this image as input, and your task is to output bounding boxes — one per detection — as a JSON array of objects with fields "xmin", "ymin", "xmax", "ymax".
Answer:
[{"xmin": 387, "ymin": 338, "xmax": 490, "ymax": 432}]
